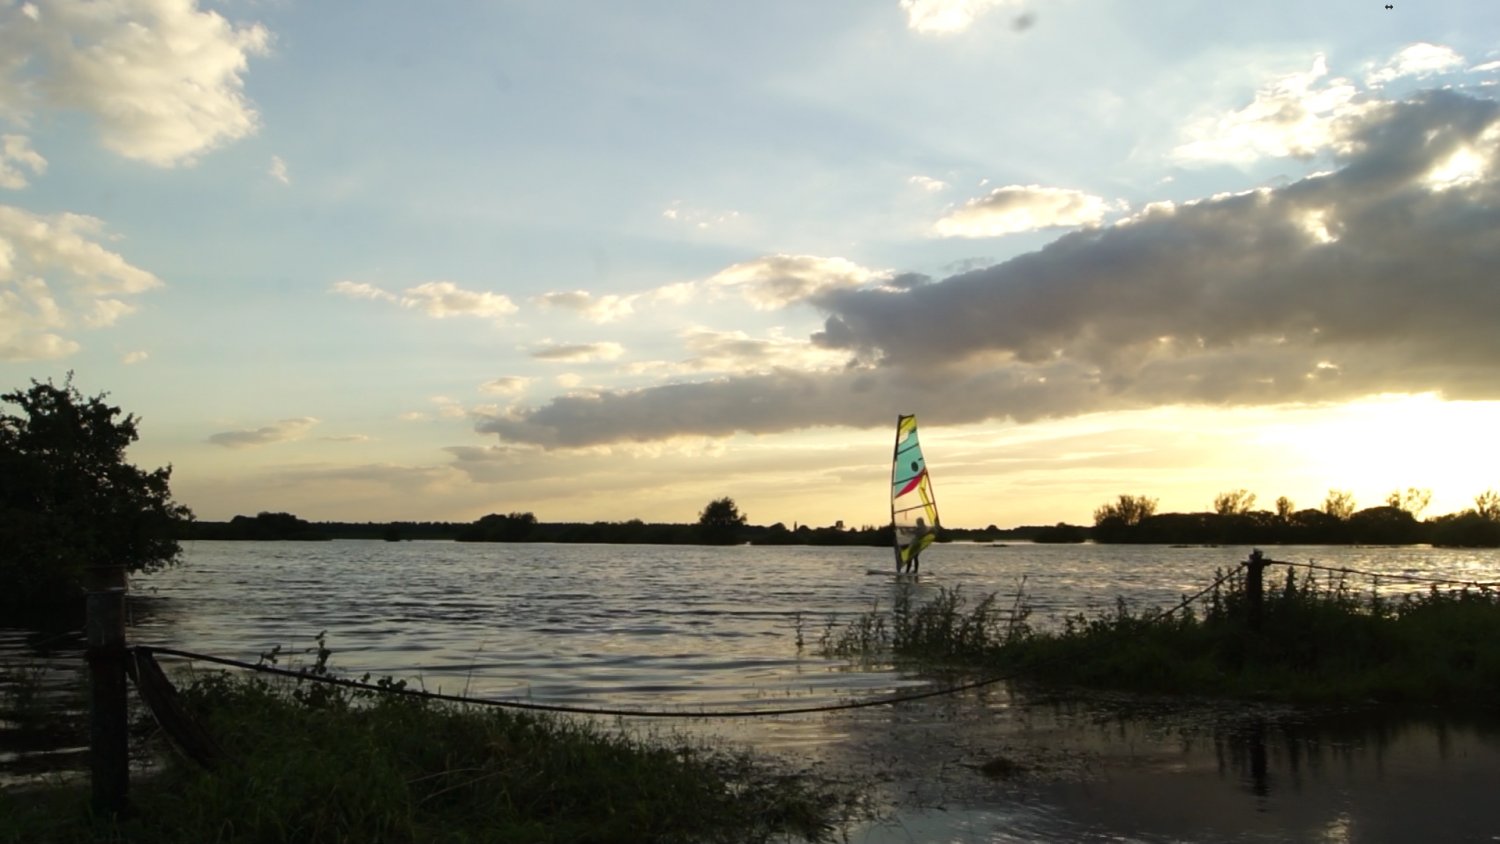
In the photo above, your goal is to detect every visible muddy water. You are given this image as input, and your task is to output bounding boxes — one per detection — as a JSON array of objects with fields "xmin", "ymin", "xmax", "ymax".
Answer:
[{"xmin": 4, "ymin": 540, "xmax": 1500, "ymax": 841}]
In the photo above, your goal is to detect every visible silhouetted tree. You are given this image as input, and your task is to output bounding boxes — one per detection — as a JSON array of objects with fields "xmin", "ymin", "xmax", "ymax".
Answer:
[
  {"xmin": 697, "ymin": 496, "xmax": 746, "ymax": 545},
  {"xmin": 1213, "ymin": 489, "xmax": 1257, "ymax": 516},
  {"xmin": 1274, "ymin": 496, "xmax": 1295, "ymax": 520},
  {"xmin": 0, "ymin": 375, "xmax": 192, "ymax": 615},
  {"xmin": 1093, "ymin": 494, "xmax": 1157, "ymax": 526},
  {"xmin": 1476, "ymin": 489, "xmax": 1500, "ymax": 521},
  {"xmin": 459, "ymin": 511, "xmax": 537, "ymax": 542},
  {"xmin": 1385, "ymin": 487, "xmax": 1431, "ymax": 518},
  {"xmin": 1348, "ymin": 506, "xmax": 1421, "ymax": 544},
  {"xmin": 1323, "ymin": 489, "xmax": 1356, "ymax": 521}
]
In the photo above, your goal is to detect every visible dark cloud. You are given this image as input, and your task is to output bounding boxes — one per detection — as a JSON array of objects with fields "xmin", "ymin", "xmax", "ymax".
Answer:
[{"xmin": 480, "ymin": 89, "xmax": 1500, "ymax": 448}]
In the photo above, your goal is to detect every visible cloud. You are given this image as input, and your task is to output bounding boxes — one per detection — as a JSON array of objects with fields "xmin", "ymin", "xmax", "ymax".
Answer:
[
  {"xmin": 332, "ymin": 279, "xmax": 517, "ymax": 320},
  {"xmin": 530, "ymin": 341, "xmax": 625, "ymax": 363},
  {"xmin": 933, "ymin": 185, "xmax": 1123, "ymax": 237},
  {"xmin": 400, "ymin": 281, "xmax": 517, "ymax": 320},
  {"xmin": 0, "ymin": 135, "xmax": 45, "ymax": 189},
  {"xmin": 900, "ymin": 0, "xmax": 1020, "ymax": 34},
  {"xmin": 622, "ymin": 327, "xmax": 849, "ymax": 376},
  {"xmin": 441, "ymin": 444, "xmax": 535, "ymax": 484},
  {"xmin": 319, "ymin": 434, "xmax": 371, "ymax": 443},
  {"xmin": 207, "ymin": 417, "xmax": 319, "ymax": 448},
  {"xmin": 0, "ymin": 0, "xmax": 271, "ymax": 166},
  {"xmin": 121, "ymin": 350, "xmax": 148, "ymax": 364},
  {"xmin": 268, "ymin": 154, "xmax": 289, "ymax": 184},
  {"xmin": 431, "ymin": 396, "xmax": 468, "ymax": 419},
  {"xmin": 909, "ymin": 175, "xmax": 948, "ymax": 192},
  {"xmin": 1173, "ymin": 55, "xmax": 1376, "ymax": 164},
  {"xmin": 330, "ymin": 280, "xmax": 397, "ymax": 302},
  {"xmin": 706, "ymin": 254, "xmax": 886, "ymax": 310},
  {"xmin": 533, "ymin": 289, "xmax": 637, "ymax": 323},
  {"xmin": 0, "ymin": 205, "xmax": 162, "ymax": 361},
  {"xmin": 270, "ymin": 462, "xmax": 456, "ymax": 491},
  {"xmin": 648, "ymin": 280, "xmax": 697, "ymax": 305},
  {"xmin": 477, "ymin": 87, "xmax": 1500, "ymax": 448},
  {"xmin": 480, "ymin": 376, "xmax": 530, "ymax": 396},
  {"xmin": 1368, "ymin": 43, "xmax": 1465, "ymax": 87}
]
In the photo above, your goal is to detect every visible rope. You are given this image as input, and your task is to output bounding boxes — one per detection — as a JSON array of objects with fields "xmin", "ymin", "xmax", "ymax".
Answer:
[
  {"xmin": 1274, "ymin": 559, "xmax": 1500, "ymax": 590},
  {"xmin": 1149, "ymin": 562, "xmax": 1247, "ymax": 621},
  {"xmin": 136, "ymin": 644, "xmax": 1020, "ymax": 719}
]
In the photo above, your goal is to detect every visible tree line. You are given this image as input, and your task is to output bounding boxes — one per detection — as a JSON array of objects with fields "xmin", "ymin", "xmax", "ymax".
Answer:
[
  {"xmin": 6, "ymin": 375, "xmax": 1497, "ymax": 620},
  {"xmin": 1084, "ymin": 488, "xmax": 1500, "ymax": 546}
]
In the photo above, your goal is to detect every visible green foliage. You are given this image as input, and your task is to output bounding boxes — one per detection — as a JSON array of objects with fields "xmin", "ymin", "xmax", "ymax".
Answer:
[
  {"xmin": 820, "ymin": 584, "xmax": 1031, "ymax": 665},
  {"xmin": 0, "ymin": 375, "xmax": 191, "ymax": 616},
  {"xmin": 822, "ymin": 570, "xmax": 1500, "ymax": 707},
  {"xmin": 1, "ymin": 651, "xmax": 849, "ymax": 844}
]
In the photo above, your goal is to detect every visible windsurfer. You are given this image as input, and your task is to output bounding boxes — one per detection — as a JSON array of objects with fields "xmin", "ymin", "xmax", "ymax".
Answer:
[{"xmin": 903, "ymin": 517, "xmax": 932, "ymax": 574}]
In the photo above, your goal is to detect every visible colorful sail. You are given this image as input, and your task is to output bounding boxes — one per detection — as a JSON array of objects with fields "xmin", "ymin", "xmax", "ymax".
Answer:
[{"xmin": 891, "ymin": 414, "xmax": 939, "ymax": 570}]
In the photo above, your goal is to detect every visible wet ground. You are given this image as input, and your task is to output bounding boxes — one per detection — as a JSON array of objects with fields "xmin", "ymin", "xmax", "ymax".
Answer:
[{"xmin": 785, "ymin": 686, "xmax": 1500, "ymax": 843}]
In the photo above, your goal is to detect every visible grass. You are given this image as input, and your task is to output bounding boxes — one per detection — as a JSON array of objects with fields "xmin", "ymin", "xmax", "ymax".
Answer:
[
  {"xmin": 820, "ymin": 567, "xmax": 1500, "ymax": 708},
  {"xmin": 0, "ymin": 648, "xmax": 854, "ymax": 844}
]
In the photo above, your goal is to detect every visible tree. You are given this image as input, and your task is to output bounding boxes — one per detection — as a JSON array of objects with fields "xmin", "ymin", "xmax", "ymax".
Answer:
[
  {"xmin": 1213, "ymin": 489, "xmax": 1256, "ymax": 516},
  {"xmin": 1092, "ymin": 494, "xmax": 1157, "ymax": 527},
  {"xmin": 697, "ymin": 496, "xmax": 747, "ymax": 545},
  {"xmin": 1476, "ymin": 489, "xmax": 1500, "ymax": 521},
  {"xmin": 1385, "ymin": 487, "xmax": 1431, "ymax": 518},
  {"xmin": 1274, "ymin": 496, "xmax": 1295, "ymax": 520},
  {"xmin": 0, "ymin": 375, "xmax": 192, "ymax": 614},
  {"xmin": 1323, "ymin": 489, "xmax": 1356, "ymax": 521}
]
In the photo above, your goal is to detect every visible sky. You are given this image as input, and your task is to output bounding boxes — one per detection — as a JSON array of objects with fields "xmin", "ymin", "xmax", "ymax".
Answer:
[{"xmin": 2, "ymin": 0, "xmax": 1499, "ymax": 529}]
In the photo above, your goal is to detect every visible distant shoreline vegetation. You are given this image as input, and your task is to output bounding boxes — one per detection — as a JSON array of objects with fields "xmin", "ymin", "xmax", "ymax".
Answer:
[{"xmin": 178, "ymin": 485, "xmax": 1500, "ymax": 548}]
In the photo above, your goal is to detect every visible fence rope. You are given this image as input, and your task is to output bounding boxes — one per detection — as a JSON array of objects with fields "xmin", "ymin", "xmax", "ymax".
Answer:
[
  {"xmin": 1149, "ymin": 562, "xmax": 1247, "ymax": 621},
  {"xmin": 1275, "ymin": 559, "xmax": 1500, "ymax": 590},
  {"xmin": 135, "ymin": 644, "xmax": 1023, "ymax": 719}
]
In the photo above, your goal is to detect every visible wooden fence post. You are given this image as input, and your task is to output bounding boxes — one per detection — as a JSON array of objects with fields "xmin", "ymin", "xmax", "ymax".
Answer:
[
  {"xmin": 86, "ymin": 569, "xmax": 129, "ymax": 817},
  {"xmin": 1246, "ymin": 548, "xmax": 1269, "ymax": 632}
]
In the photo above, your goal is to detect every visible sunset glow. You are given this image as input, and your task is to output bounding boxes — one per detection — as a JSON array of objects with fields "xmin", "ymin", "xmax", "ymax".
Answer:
[{"xmin": 2, "ymin": 1, "xmax": 1496, "ymax": 528}]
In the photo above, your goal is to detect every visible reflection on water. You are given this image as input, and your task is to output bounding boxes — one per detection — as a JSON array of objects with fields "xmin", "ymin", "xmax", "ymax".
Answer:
[
  {"xmin": 5, "ymin": 541, "xmax": 1500, "ymax": 840},
  {"xmin": 834, "ymin": 694, "xmax": 1500, "ymax": 843}
]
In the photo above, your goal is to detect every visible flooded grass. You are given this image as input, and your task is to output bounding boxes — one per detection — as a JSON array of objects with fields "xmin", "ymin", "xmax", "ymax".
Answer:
[
  {"xmin": 0, "ymin": 659, "xmax": 856, "ymax": 844},
  {"xmin": 822, "ymin": 566, "xmax": 1500, "ymax": 708}
]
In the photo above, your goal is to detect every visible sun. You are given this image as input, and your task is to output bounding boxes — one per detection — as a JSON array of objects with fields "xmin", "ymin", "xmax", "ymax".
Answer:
[{"xmin": 1256, "ymin": 394, "xmax": 1500, "ymax": 517}]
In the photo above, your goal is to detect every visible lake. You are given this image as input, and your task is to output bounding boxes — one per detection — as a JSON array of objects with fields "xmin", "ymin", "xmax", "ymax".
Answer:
[{"xmin": 5, "ymin": 540, "xmax": 1500, "ymax": 842}]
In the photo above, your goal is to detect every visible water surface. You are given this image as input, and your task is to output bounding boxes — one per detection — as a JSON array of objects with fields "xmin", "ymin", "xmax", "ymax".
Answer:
[{"xmin": 5, "ymin": 541, "xmax": 1500, "ymax": 841}]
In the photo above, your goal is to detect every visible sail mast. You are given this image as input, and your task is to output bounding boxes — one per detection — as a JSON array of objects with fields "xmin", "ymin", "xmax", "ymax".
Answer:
[{"xmin": 890, "ymin": 414, "xmax": 905, "ymax": 568}]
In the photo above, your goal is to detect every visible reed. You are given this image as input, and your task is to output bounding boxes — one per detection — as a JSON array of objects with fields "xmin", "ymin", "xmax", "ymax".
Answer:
[
  {"xmin": 820, "ymin": 569, "xmax": 1500, "ymax": 707},
  {"xmin": 0, "ymin": 652, "xmax": 851, "ymax": 843}
]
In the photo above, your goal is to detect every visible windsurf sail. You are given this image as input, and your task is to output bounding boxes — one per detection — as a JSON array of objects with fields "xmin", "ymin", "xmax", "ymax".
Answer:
[{"xmin": 891, "ymin": 414, "xmax": 939, "ymax": 570}]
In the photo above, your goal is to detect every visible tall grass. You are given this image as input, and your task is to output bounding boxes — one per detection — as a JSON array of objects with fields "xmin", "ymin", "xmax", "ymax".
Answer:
[
  {"xmin": 819, "ymin": 583, "xmax": 1031, "ymax": 663},
  {"xmin": 820, "ymin": 569, "xmax": 1500, "ymax": 707},
  {"xmin": 1, "ymin": 652, "xmax": 853, "ymax": 844}
]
